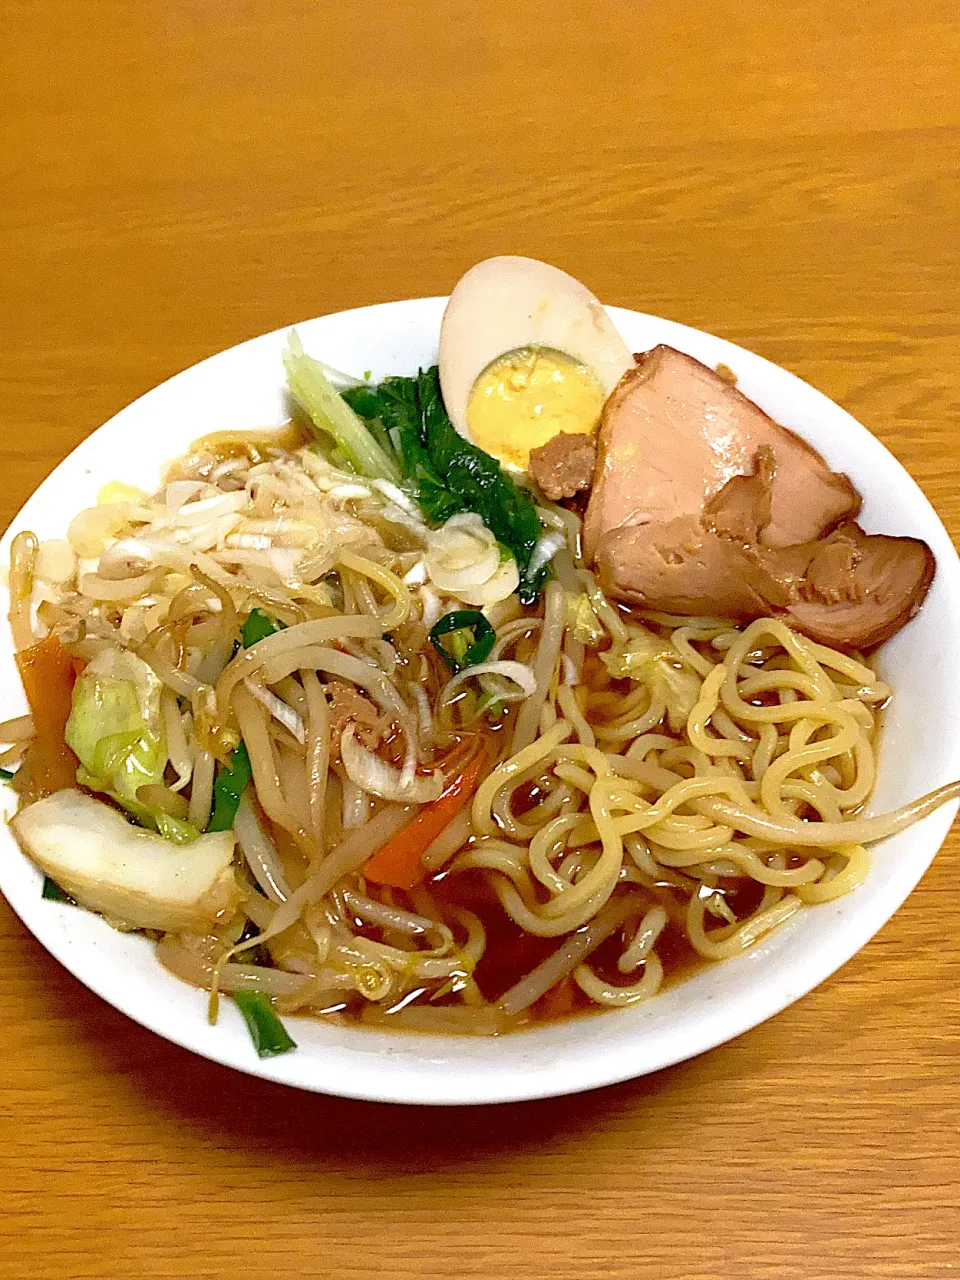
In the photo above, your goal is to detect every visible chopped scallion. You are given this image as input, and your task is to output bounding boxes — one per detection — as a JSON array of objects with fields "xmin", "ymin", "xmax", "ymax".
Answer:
[
  {"xmin": 241, "ymin": 607, "xmax": 283, "ymax": 648},
  {"xmin": 232, "ymin": 990, "xmax": 297, "ymax": 1058},
  {"xmin": 206, "ymin": 609, "xmax": 284, "ymax": 832},
  {"xmin": 429, "ymin": 610, "xmax": 496, "ymax": 675},
  {"xmin": 207, "ymin": 742, "xmax": 253, "ymax": 833}
]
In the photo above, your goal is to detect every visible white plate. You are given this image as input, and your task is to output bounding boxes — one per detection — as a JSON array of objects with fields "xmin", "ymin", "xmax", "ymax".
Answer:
[{"xmin": 1, "ymin": 298, "xmax": 958, "ymax": 1106}]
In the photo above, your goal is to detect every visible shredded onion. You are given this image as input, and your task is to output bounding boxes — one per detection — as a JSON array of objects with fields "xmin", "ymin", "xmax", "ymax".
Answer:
[
  {"xmin": 526, "ymin": 532, "xmax": 566, "ymax": 582},
  {"xmin": 369, "ymin": 479, "xmax": 423, "ymax": 517},
  {"xmin": 340, "ymin": 726, "xmax": 442, "ymax": 803},
  {"xmin": 441, "ymin": 661, "xmax": 537, "ymax": 711},
  {"xmin": 425, "ymin": 513, "xmax": 500, "ymax": 590},
  {"xmin": 244, "ymin": 677, "xmax": 306, "ymax": 743}
]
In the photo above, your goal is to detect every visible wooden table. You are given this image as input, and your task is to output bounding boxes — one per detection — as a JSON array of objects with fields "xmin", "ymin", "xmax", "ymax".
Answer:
[{"xmin": 2, "ymin": 2, "xmax": 958, "ymax": 1276}]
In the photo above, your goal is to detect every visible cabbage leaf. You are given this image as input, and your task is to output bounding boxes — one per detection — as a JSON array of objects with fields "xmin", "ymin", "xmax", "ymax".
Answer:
[
  {"xmin": 65, "ymin": 649, "xmax": 199, "ymax": 842},
  {"xmin": 600, "ymin": 629, "xmax": 702, "ymax": 733}
]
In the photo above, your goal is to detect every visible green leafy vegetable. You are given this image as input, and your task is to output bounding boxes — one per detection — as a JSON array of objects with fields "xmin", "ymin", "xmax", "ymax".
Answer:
[
  {"xmin": 349, "ymin": 367, "xmax": 548, "ymax": 603},
  {"xmin": 295, "ymin": 346, "xmax": 549, "ymax": 601},
  {"xmin": 232, "ymin": 990, "xmax": 297, "ymax": 1058},
  {"xmin": 0, "ymin": 767, "xmax": 14, "ymax": 781},
  {"xmin": 42, "ymin": 875, "xmax": 75, "ymax": 904},
  {"xmin": 340, "ymin": 385, "xmax": 384, "ymax": 420},
  {"xmin": 63, "ymin": 648, "xmax": 202, "ymax": 839},
  {"xmin": 283, "ymin": 331, "xmax": 402, "ymax": 484},
  {"xmin": 429, "ymin": 610, "xmax": 496, "ymax": 674},
  {"xmin": 241, "ymin": 607, "xmax": 284, "ymax": 648}
]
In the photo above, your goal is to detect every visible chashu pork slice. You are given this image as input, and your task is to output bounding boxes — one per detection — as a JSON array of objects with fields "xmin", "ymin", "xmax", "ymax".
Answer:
[
  {"xmin": 583, "ymin": 345, "xmax": 860, "ymax": 560},
  {"xmin": 783, "ymin": 522, "xmax": 935, "ymax": 651},
  {"xmin": 598, "ymin": 439, "xmax": 936, "ymax": 656}
]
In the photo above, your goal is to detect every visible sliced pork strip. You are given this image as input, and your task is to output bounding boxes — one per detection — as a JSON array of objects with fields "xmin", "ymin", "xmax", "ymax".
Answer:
[{"xmin": 583, "ymin": 346, "xmax": 860, "ymax": 559}]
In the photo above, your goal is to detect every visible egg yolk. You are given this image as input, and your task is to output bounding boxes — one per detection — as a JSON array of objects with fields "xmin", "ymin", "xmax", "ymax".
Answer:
[{"xmin": 466, "ymin": 346, "xmax": 605, "ymax": 470}]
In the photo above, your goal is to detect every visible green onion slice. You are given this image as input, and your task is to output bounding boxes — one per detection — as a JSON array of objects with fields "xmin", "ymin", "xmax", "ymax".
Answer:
[
  {"xmin": 429, "ymin": 610, "xmax": 496, "ymax": 675},
  {"xmin": 241, "ymin": 608, "xmax": 283, "ymax": 648},
  {"xmin": 206, "ymin": 609, "xmax": 283, "ymax": 832},
  {"xmin": 207, "ymin": 741, "xmax": 253, "ymax": 833}
]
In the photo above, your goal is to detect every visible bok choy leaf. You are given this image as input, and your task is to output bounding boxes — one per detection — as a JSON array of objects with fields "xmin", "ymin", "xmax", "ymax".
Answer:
[
  {"xmin": 345, "ymin": 368, "xmax": 548, "ymax": 603},
  {"xmin": 283, "ymin": 331, "xmax": 403, "ymax": 485}
]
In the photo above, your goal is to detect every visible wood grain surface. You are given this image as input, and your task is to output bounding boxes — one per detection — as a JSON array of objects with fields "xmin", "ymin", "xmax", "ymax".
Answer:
[{"xmin": 2, "ymin": 2, "xmax": 959, "ymax": 1277}]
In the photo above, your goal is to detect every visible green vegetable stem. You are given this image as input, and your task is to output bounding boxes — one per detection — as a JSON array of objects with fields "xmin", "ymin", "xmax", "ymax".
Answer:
[
  {"xmin": 232, "ymin": 990, "xmax": 298, "ymax": 1058},
  {"xmin": 207, "ymin": 609, "xmax": 283, "ymax": 832},
  {"xmin": 283, "ymin": 331, "xmax": 402, "ymax": 484}
]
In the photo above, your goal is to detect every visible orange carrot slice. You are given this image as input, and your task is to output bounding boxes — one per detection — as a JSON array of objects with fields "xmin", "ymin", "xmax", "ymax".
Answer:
[{"xmin": 364, "ymin": 737, "xmax": 494, "ymax": 890}]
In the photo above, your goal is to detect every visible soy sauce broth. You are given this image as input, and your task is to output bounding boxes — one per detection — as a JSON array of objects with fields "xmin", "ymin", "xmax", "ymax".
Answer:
[{"xmin": 335, "ymin": 868, "xmax": 714, "ymax": 1031}]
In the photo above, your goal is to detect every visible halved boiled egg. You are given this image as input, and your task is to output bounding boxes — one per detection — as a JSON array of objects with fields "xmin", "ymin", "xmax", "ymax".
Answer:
[{"xmin": 438, "ymin": 256, "xmax": 634, "ymax": 472}]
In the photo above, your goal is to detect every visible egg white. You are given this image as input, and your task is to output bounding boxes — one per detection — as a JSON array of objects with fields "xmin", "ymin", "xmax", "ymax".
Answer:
[{"xmin": 438, "ymin": 256, "xmax": 634, "ymax": 468}]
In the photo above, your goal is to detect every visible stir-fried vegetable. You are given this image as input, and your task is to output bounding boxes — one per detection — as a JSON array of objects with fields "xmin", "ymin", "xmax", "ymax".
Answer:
[
  {"xmin": 13, "ymin": 634, "xmax": 78, "ymax": 802},
  {"xmin": 206, "ymin": 609, "xmax": 283, "ymax": 832},
  {"xmin": 429, "ymin": 609, "xmax": 496, "ymax": 674},
  {"xmin": 283, "ymin": 331, "xmax": 402, "ymax": 484},
  {"xmin": 363, "ymin": 736, "xmax": 494, "ymax": 889},
  {"xmin": 64, "ymin": 648, "xmax": 198, "ymax": 842},
  {"xmin": 241, "ymin": 607, "xmax": 284, "ymax": 648},
  {"xmin": 13, "ymin": 789, "xmax": 239, "ymax": 931},
  {"xmin": 66, "ymin": 648, "xmax": 163, "ymax": 806},
  {"xmin": 567, "ymin": 592, "xmax": 607, "ymax": 647},
  {"xmin": 344, "ymin": 367, "xmax": 548, "ymax": 603},
  {"xmin": 291, "ymin": 336, "xmax": 550, "ymax": 601},
  {"xmin": 423, "ymin": 514, "xmax": 519, "ymax": 607},
  {"xmin": 601, "ymin": 628, "xmax": 702, "ymax": 733},
  {"xmin": 232, "ymin": 990, "xmax": 297, "ymax": 1058},
  {"xmin": 207, "ymin": 742, "xmax": 253, "ymax": 833}
]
